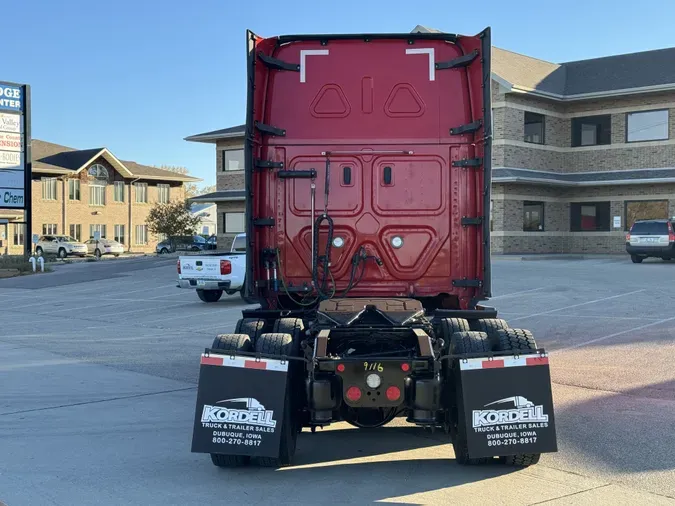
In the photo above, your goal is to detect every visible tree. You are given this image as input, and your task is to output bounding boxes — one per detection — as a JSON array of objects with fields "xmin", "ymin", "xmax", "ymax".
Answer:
[
  {"xmin": 147, "ymin": 200, "xmax": 201, "ymax": 243},
  {"xmin": 153, "ymin": 165, "xmax": 215, "ymax": 199}
]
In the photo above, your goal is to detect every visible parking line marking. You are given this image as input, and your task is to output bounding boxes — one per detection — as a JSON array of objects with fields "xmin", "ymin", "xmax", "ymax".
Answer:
[
  {"xmin": 489, "ymin": 287, "xmax": 546, "ymax": 299},
  {"xmin": 140, "ymin": 305, "xmax": 257, "ymax": 325},
  {"xmin": 505, "ymin": 289, "xmax": 645, "ymax": 322},
  {"xmin": 498, "ymin": 312, "xmax": 662, "ymax": 321},
  {"xmin": 560, "ymin": 315, "xmax": 675, "ymax": 351}
]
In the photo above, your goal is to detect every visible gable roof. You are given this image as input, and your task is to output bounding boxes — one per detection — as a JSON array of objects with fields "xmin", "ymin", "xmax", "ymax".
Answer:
[{"xmin": 31, "ymin": 140, "xmax": 200, "ymax": 182}]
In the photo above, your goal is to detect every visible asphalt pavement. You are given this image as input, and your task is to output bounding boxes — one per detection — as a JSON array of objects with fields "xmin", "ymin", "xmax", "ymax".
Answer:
[{"xmin": 0, "ymin": 255, "xmax": 673, "ymax": 505}]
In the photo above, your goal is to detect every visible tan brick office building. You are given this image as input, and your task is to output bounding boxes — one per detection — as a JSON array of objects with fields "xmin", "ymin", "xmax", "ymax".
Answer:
[
  {"xmin": 186, "ymin": 35, "xmax": 675, "ymax": 254},
  {"xmin": 0, "ymin": 140, "xmax": 198, "ymax": 255}
]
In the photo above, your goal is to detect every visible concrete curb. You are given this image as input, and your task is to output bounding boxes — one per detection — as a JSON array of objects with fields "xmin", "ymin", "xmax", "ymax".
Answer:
[{"xmin": 493, "ymin": 254, "xmax": 625, "ymax": 262}]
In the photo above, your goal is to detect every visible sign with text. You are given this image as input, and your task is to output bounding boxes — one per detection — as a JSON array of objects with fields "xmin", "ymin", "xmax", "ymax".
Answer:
[{"xmin": 0, "ymin": 81, "xmax": 29, "ymax": 210}]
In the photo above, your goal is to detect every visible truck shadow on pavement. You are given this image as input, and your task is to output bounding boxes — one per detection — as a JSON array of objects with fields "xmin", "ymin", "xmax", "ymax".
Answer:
[{"xmin": 243, "ymin": 425, "xmax": 518, "ymax": 504}]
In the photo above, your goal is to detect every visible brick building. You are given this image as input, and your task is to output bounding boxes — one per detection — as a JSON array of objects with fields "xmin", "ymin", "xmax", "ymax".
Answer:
[
  {"xmin": 0, "ymin": 140, "xmax": 198, "ymax": 254},
  {"xmin": 186, "ymin": 34, "xmax": 675, "ymax": 254}
]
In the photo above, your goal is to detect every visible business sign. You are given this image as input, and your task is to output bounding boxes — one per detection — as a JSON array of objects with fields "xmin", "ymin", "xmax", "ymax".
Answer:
[{"xmin": 0, "ymin": 81, "xmax": 29, "ymax": 210}]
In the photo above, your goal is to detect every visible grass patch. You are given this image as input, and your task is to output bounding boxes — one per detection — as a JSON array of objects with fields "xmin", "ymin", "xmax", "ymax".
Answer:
[{"xmin": 0, "ymin": 255, "xmax": 52, "ymax": 274}]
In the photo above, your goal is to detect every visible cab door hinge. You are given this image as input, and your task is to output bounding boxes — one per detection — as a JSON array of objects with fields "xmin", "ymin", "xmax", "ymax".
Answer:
[
  {"xmin": 254, "ymin": 121, "xmax": 286, "ymax": 137},
  {"xmin": 450, "ymin": 119, "xmax": 482, "ymax": 135},
  {"xmin": 436, "ymin": 50, "xmax": 479, "ymax": 70},
  {"xmin": 257, "ymin": 52, "xmax": 300, "ymax": 72},
  {"xmin": 253, "ymin": 218, "xmax": 275, "ymax": 227},
  {"xmin": 255, "ymin": 159, "xmax": 284, "ymax": 170},
  {"xmin": 461, "ymin": 217, "xmax": 483, "ymax": 226},
  {"xmin": 452, "ymin": 158, "xmax": 483, "ymax": 168},
  {"xmin": 452, "ymin": 279, "xmax": 483, "ymax": 288}
]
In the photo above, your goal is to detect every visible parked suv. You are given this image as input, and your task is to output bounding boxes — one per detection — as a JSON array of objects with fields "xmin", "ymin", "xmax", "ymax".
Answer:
[
  {"xmin": 35, "ymin": 235, "xmax": 88, "ymax": 259},
  {"xmin": 626, "ymin": 219, "xmax": 675, "ymax": 263},
  {"xmin": 156, "ymin": 235, "xmax": 208, "ymax": 254}
]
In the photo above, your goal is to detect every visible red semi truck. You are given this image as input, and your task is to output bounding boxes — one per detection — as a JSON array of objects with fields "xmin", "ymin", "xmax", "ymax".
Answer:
[{"xmin": 191, "ymin": 27, "xmax": 557, "ymax": 468}]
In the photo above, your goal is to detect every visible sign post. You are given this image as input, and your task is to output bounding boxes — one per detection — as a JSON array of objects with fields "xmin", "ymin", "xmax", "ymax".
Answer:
[{"xmin": 0, "ymin": 81, "xmax": 31, "ymax": 257}]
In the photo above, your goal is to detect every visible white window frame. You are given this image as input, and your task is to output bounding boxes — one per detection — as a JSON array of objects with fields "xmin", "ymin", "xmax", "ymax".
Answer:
[
  {"xmin": 69, "ymin": 224, "xmax": 81, "ymax": 241},
  {"xmin": 43, "ymin": 224, "xmax": 57, "ymax": 235},
  {"xmin": 13, "ymin": 223, "xmax": 24, "ymax": 246},
  {"xmin": 626, "ymin": 109, "xmax": 669, "ymax": 142},
  {"xmin": 135, "ymin": 183, "xmax": 148, "ymax": 203},
  {"xmin": 223, "ymin": 212, "xmax": 245, "ymax": 233},
  {"xmin": 114, "ymin": 181, "xmax": 125, "ymax": 202},
  {"xmin": 222, "ymin": 149, "xmax": 245, "ymax": 171},
  {"xmin": 89, "ymin": 182, "xmax": 106, "ymax": 206},
  {"xmin": 42, "ymin": 177, "xmax": 57, "ymax": 200},
  {"xmin": 68, "ymin": 179, "xmax": 80, "ymax": 201},
  {"xmin": 90, "ymin": 224, "xmax": 107, "ymax": 239},
  {"xmin": 157, "ymin": 184, "xmax": 170, "ymax": 204},
  {"xmin": 114, "ymin": 224, "xmax": 126, "ymax": 245},
  {"xmin": 135, "ymin": 224, "xmax": 148, "ymax": 245}
]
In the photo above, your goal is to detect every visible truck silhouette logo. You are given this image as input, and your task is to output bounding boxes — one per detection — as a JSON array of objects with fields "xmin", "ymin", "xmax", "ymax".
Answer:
[
  {"xmin": 216, "ymin": 398, "xmax": 266, "ymax": 411},
  {"xmin": 484, "ymin": 396, "xmax": 534, "ymax": 409}
]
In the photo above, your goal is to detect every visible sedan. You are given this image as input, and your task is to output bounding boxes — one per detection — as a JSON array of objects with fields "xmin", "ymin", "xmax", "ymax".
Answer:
[{"xmin": 85, "ymin": 239, "xmax": 124, "ymax": 258}]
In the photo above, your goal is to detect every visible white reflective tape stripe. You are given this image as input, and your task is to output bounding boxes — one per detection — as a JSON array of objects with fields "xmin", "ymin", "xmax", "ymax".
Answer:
[
  {"xmin": 459, "ymin": 356, "xmax": 540, "ymax": 370},
  {"xmin": 201, "ymin": 354, "xmax": 289, "ymax": 372},
  {"xmin": 300, "ymin": 49, "xmax": 329, "ymax": 83},
  {"xmin": 405, "ymin": 48, "xmax": 435, "ymax": 81}
]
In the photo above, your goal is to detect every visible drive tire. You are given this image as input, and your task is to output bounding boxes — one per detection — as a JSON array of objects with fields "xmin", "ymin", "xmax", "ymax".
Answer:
[
  {"xmin": 234, "ymin": 318, "xmax": 265, "ymax": 347},
  {"xmin": 208, "ymin": 333, "xmax": 252, "ymax": 467},
  {"xmin": 631, "ymin": 254, "xmax": 643, "ymax": 263},
  {"xmin": 255, "ymin": 333, "xmax": 299, "ymax": 468},
  {"xmin": 273, "ymin": 318, "xmax": 305, "ymax": 340},
  {"xmin": 439, "ymin": 318, "xmax": 470, "ymax": 352},
  {"xmin": 449, "ymin": 331, "xmax": 492, "ymax": 466},
  {"xmin": 197, "ymin": 289, "xmax": 223, "ymax": 303},
  {"xmin": 470, "ymin": 318, "xmax": 509, "ymax": 349},
  {"xmin": 495, "ymin": 328, "xmax": 541, "ymax": 467}
]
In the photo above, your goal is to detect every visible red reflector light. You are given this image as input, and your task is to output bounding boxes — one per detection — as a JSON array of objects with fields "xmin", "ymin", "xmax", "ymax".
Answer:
[
  {"xmin": 670, "ymin": 232, "xmax": 675, "ymax": 242},
  {"xmin": 220, "ymin": 260, "xmax": 232, "ymax": 275},
  {"xmin": 336, "ymin": 363, "xmax": 345, "ymax": 372},
  {"xmin": 625, "ymin": 233, "xmax": 631, "ymax": 242},
  {"xmin": 176, "ymin": 260, "xmax": 181, "ymax": 274},
  {"xmin": 346, "ymin": 386, "xmax": 362, "ymax": 402},
  {"xmin": 401, "ymin": 363, "xmax": 410, "ymax": 372},
  {"xmin": 386, "ymin": 386, "xmax": 401, "ymax": 401}
]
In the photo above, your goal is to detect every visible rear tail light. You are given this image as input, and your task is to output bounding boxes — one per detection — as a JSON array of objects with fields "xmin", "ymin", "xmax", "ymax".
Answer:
[
  {"xmin": 625, "ymin": 233, "xmax": 630, "ymax": 242},
  {"xmin": 220, "ymin": 260, "xmax": 232, "ymax": 275},
  {"xmin": 386, "ymin": 386, "xmax": 401, "ymax": 401},
  {"xmin": 401, "ymin": 363, "xmax": 410, "ymax": 372},
  {"xmin": 669, "ymin": 229, "xmax": 675, "ymax": 242},
  {"xmin": 346, "ymin": 386, "xmax": 362, "ymax": 402},
  {"xmin": 176, "ymin": 260, "xmax": 181, "ymax": 274}
]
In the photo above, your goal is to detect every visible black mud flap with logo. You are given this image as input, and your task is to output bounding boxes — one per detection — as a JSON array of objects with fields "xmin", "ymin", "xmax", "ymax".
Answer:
[
  {"xmin": 191, "ymin": 353, "xmax": 288, "ymax": 458},
  {"xmin": 459, "ymin": 354, "xmax": 557, "ymax": 458}
]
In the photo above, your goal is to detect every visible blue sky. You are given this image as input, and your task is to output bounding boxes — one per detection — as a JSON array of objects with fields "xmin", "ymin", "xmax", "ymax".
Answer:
[{"xmin": 4, "ymin": 0, "xmax": 675, "ymax": 186}]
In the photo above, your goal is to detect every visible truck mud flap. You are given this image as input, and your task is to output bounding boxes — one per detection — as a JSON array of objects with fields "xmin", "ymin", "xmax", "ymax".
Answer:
[
  {"xmin": 459, "ymin": 354, "xmax": 557, "ymax": 458},
  {"xmin": 191, "ymin": 353, "xmax": 288, "ymax": 458}
]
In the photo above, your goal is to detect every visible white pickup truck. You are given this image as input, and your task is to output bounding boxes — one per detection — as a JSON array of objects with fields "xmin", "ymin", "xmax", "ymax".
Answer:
[{"xmin": 177, "ymin": 233, "xmax": 251, "ymax": 303}]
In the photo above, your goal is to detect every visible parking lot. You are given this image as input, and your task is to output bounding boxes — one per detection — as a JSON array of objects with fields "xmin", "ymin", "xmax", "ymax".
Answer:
[{"xmin": 0, "ymin": 256, "xmax": 674, "ymax": 505}]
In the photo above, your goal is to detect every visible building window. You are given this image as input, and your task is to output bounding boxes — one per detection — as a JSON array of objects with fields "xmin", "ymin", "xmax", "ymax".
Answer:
[
  {"xmin": 157, "ymin": 184, "xmax": 170, "ymax": 204},
  {"xmin": 222, "ymin": 149, "xmax": 245, "ymax": 171},
  {"xmin": 114, "ymin": 181, "xmax": 125, "ymax": 202},
  {"xmin": 13, "ymin": 224, "xmax": 24, "ymax": 246},
  {"xmin": 223, "ymin": 212, "xmax": 245, "ymax": 233},
  {"xmin": 135, "ymin": 183, "xmax": 148, "ymax": 203},
  {"xmin": 68, "ymin": 179, "xmax": 80, "ymax": 200},
  {"xmin": 114, "ymin": 224, "xmax": 126, "ymax": 244},
  {"xmin": 570, "ymin": 202, "xmax": 610, "ymax": 231},
  {"xmin": 523, "ymin": 201, "xmax": 545, "ymax": 231},
  {"xmin": 571, "ymin": 115, "xmax": 611, "ymax": 147},
  {"xmin": 524, "ymin": 112, "xmax": 545, "ymax": 144},
  {"xmin": 90, "ymin": 183, "xmax": 106, "ymax": 206},
  {"xmin": 43, "ymin": 224, "xmax": 57, "ymax": 235},
  {"xmin": 625, "ymin": 200, "xmax": 668, "ymax": 231},
  {"xmin": 626, "ymin": 110, "xmax": 669, "ymax": 142},
  {"xmin": 88, "ymin": 164, "xmax": 109, "ymax": 180},
  {"xmin": 42, "ymin": 177, "xmax": 57, "ymax": 200},
  {"xmin": 135, "ymin": 224, "xmax": 148, "ymax": 245},
  {"xmin": 90, "ymin": 224, "xmax": 107, "ymax": 239},
  {"xmin": 231, "ymin": 234, "xmax": 246, "ymax": 252},
  {"xmin": 69, "ymin": 224, "xmax": 81, "ymax": 241}
]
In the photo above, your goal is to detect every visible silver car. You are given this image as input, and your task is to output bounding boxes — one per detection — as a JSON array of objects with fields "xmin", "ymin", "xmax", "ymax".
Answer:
[
  {"xmin": 35, "ymin": 235, "xmax": 88, "ymax": 259},
  {"xmin": 84, "ymin": 238, "xmax": 124, "ymax": 258}
]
